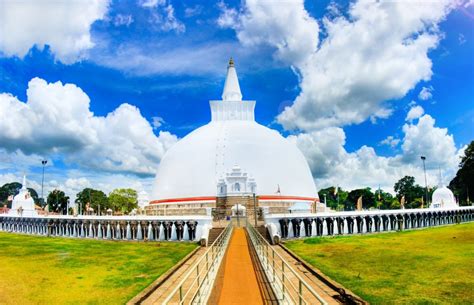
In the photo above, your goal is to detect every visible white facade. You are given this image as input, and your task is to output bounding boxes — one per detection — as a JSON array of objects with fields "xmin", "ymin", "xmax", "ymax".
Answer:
[
  {"xmin": 151, "ymin": 60, "xmax": 318, "ymax": 205},
  {"xmin": 432, "ymin": 186, "xmax": 458, "ymax": 209}
]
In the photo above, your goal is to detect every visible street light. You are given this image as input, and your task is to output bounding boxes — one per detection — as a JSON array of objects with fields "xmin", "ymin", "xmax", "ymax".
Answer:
[
  {"xmin": 253, "ymin": 193, "xmax": 257, "ymax": 226},
  {"xmin": 41, "ymin": 160, "xmax": 47, "ymax": 206},
  {"xmin": 421, "ymin": 156, "xmax": 428, "ymax": 206}
]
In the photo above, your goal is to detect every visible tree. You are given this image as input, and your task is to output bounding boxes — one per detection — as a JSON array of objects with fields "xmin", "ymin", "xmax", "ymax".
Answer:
[
  {"xmin": 27, "ymin": 188, "xmax": 40, "ymax": 206},
  {"xmin": 47, "ymin": 189, "xmax": 69, "ymax": 214},
  {"xmin": 108, "ymin": 188, "xmax": 138, "ymax": 214},
  {"xmin": 318, "ymin": 187, "xmax": 339, "ymax": 210},
  {"xmin": 394, "ymin": 176, "xmax": 424, "ymax": 209},
  {"xmin": 0, "ymin": 182, "xmax": 21, "ymax": 208},
  {"xmin": 75, "ymin": 188, "xmax": 109, "ymax": 214},
  {"xmin": 374, "ymin": 189, "xmax": 394, "ymax": 210},
  {"xmin": 449, "ymin": 141, "xmax": 474, "ymax": 206},
  {"xmin": 318, "ymin": 186, "xmax": 348, "ymax": 211},
  {"xmin": 345, "ymin": 188, "xmax": 375, "ymax": 211}
]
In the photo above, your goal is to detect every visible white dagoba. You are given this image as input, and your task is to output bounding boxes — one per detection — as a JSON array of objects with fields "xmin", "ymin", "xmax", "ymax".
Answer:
[
  {"xmin": 431, "ymin": 170, "xmax": 458, "ymax": 209},
  {"xmin": 151, "ymin": 59, "xmax": 319, "ymax": 209},
  {"xmin": 432, "ymin": 186, "xmax": 458, "ymax": 209},
  {"xmin": 138, "ymin": 190, "xmax": 149, "ymax": 209},
  {"xmin": 9, "ymin": 176, "xmax": 38, "ymax": 217}
]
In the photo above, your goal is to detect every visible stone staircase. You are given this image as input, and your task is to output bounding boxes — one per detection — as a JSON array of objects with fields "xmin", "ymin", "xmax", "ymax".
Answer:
[
  {"xmin": 208, "ymin": 227, "xmax": 225, "ymax": 245},
  {"xmin": 256, "ymin": 225, "xmax": 272, "ymax": 243}
]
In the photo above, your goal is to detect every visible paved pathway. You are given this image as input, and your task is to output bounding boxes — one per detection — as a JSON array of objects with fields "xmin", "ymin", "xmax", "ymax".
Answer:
[{"xmin": 217, "ymin": 228, "xmax": 264, "ymax": 305}]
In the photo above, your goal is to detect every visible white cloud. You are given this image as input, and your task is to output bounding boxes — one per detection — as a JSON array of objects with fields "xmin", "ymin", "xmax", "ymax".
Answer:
[
  {"xmin": 233, "ymin": 0, "xmax": 319, "ymax": 66},
  {"xmin": 114, "ymin": 14, "xmax": 134, "ymax": 27},
  {"xmin": 152, "ymin": 116, "xmax": 165, "ymax": 129},
  {"xmin": 0, "ymin": 0, "xmax": 109, "ymax": 63},
  {"xmin": 217, "ymin": 1, "xmax": 239, "ymax": 28},
  {"xmin": 138, "ymin": 0, "xmax": 165, "ymax": 8},
  {"xmin": 226, "ymin": 0, "xmax": 454, "ymax": 130},
  {"xmin": 380, "ymin": 136, "xmax": 400, "ymax": 148},
  {"xmin": 289, "ymin": 112, "xmax": 462, "ymax": 193},
  {"xmin": 93, "ymin": 41, "xmax": 247, "ymax": 76},
  {"xmin": 277, "ymin": 0, "xmax": 453, "ymax": 130},
  {"xmin": 143, "ymin": 1, "xmax": 185, "ymax": 33},
  {"xmin": 406, "ymin": 105, "xmax": 425, "ymax": 122},
  {"xmin": 184, "ymin": 5, "xmax": 203, "ymax": 18},
  {"xmin": 0, "ymin": 77, "xmax": 178, "ymax": 176},
  {"xmin": 159, "ymin": 4, "xmax": 185, "ymax": 33},
  {"xmin": 401, "ymin": 114, "xmax": 459, "ymax": 168},
  {"xmin": 418, "ymin": 86, "xmax": 434, "ymax": 100}
]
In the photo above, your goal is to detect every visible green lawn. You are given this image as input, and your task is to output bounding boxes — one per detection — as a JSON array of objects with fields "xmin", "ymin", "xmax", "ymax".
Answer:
[
  {"xmin": 285, "ymin": 223, "xmax": 474, "ymax": 305},
  {"xmin": 0, "ymin": 232, "xmax": 197, "ymax": 304}
]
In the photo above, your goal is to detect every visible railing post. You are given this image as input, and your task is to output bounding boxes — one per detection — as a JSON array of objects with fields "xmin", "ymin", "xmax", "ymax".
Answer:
[
  {"xmin": 179, "ymin": 286, "xmax": 183, "ymax": 303},
  {"xmin": 299, "ymin": 280, "xmax": 303, "ymax": 305},
  {"xmin": 282, "ymin": 261, "xmax": 286, "ymax": 301},
  {"xmin": 272, "ymin": 250, "xmax": 276, "ymax": 282}
]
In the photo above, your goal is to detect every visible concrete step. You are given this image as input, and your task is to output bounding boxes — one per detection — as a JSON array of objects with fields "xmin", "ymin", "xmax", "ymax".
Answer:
[
  {"xmin": 208, "ymin": 227, "xmax": 225, "ymax": 245},
  {"xmin": 256, "ymin": 225, "xmax": 272, "ymax": 243}
]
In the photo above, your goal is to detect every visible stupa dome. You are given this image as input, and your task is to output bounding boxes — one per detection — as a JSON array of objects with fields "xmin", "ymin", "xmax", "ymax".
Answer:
[
  {"xmin": 151, "ymin": 60, "xmax": 318, "ymax": 207},
  {"xmin": 431, "ymin": 186, "xmax": 457, "ymax": 209}
]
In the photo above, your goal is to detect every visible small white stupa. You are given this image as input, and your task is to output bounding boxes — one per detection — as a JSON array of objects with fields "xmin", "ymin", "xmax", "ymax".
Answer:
[
  {"xmin": 138, "ymin": 190, "xmax": 149, "ymax": 209},
  {"xmin": 431, "ymin": 170, "xmax": 458, "ymax": 209},
  {"xmin": 9, "ymin": 175, "xmax": 38, "ymax": 217}
]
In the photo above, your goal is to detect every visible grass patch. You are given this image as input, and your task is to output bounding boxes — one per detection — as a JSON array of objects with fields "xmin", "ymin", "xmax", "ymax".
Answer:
[
  {"xmin": 285, "ymin": 223, "xmax": 474, "ymax": 305},
  {"xmin": 0, "ymin": 232, "xmax": 197, "ymax": 304}
]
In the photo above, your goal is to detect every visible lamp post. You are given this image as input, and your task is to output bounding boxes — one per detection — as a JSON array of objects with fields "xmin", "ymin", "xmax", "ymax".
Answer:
[
  {"xmin": 41, "ymin": 160, "xmax": 47, "ymax": 206},
  {"xmin": 421, "ymin": 156, "xmax": 428, "ymax": 206},
  {"xmin": 253, "ymin": 193, "xmax": 257, "ymax": 226}
]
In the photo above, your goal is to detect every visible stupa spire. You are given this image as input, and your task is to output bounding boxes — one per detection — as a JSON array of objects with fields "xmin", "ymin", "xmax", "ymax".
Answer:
[
  {"xmin": 222, "ymin": 57, "xmax": 242, "ymax": 101},
  {"xmin": 21, "ymin": 175, "xmax": 26, "ymax": 190}
]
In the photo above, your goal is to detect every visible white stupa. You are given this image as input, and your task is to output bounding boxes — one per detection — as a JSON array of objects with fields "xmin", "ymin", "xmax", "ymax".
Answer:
[
  {"xmin": 138, "ymin": 190, "xmax": 149, "ymax": 209},
  {"xmin": 431, "ymin": 171, "xmax": 458, "ymax": 209},
  {"xmin": 432, "ymin": 186, "xmax": 458, "ymax": 209},
  {"xmin": 151, "ymin": 59, "xmax": 319, "ymax": 210},
  {"xmin": 9, "ymin": 175, "xmax": 38, "ymax": 217}
]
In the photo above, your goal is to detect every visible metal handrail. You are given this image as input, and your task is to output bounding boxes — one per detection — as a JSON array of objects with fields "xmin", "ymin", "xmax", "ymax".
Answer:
[
  {"xmin": 162, "ymin": 223, "xmax": 233, "ymax": 304},
  {"xmin": 246, "ymin": 224, "xmax": 328, "ymax": 305}
]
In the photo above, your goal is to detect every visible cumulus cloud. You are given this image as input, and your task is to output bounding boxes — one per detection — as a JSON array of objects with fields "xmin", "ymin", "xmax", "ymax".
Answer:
[
  {"xmin": 231, "ymin": 0, "xmax": 319, "ymax": 66},
  {"xmin": 401, "ymin": 114, "xmax": 459, "ymax": 168},
  {"xmin": 0, "ymin": 78, "xmax": 178, "ymax": 176},
  {"xmin": 0, "ymin": 0, "xmax": 109, "ymax": 63},
  {"xmin": 279, "ymin": 0, "xmax": 453, "ymax": 130},
  {"xmin": 225, "ymin": 0, "xmax": 454, "ymax": 130},
  {"xmin": 289, "ymin": 112, "xmax": 462, "ymax": 192},
  {"xmin": 406, "ymin": 105, "xmax": 425, "ymax": 122},
  {"xmin": 418, "ymin": 86, "xmax": 434, "ymax": 100}
]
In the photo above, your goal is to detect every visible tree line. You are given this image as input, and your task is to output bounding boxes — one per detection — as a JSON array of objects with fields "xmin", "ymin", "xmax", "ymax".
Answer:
[
  {"xmin": 0, "ymin": 185, "xmax": 138, "ymax": 215},
  {"xmin": 319, "ymin": 141, "xmax": 473, "ymax": 210},
  {"xmin": 0, "ymin": 141, "xmax": 472, "ymax": 213}
]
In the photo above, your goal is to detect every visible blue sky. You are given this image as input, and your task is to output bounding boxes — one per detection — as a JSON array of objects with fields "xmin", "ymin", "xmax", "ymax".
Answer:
[{"xmin": 0, "ymin": 0, "xmax": 473, "ymax": 199}]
